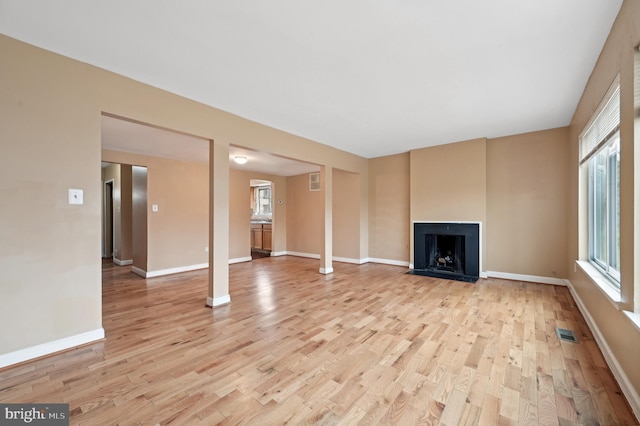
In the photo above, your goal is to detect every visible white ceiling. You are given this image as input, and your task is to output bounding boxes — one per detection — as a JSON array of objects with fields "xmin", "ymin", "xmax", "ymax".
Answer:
[
  {"xmin": 0, "ymin": 1, "xmax": 622, "ymax": 159},
  {"xmin": 101, "ymin": 115, "xmax": 320, "ymax": 176}
]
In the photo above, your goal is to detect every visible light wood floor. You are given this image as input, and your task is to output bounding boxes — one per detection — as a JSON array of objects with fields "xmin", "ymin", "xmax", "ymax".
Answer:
[{"xmin": 0, "ymin": 257, "xmax": 636, "ymax": 425}]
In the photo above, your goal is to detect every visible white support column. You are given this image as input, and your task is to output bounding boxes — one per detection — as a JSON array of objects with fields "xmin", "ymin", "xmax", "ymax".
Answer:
[
  {"xmin": 320, "ymin": 165, "xmax": 333, "ymax": 274},
  {"xmin": 207, "ymin": 139, "xmax": 231, "ymax": 307}
]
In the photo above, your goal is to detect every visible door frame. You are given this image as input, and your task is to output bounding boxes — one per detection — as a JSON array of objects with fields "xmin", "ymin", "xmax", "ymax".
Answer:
[{"xmin": 103, "ymin": 179, "xmax": 115, "ymax": 258}]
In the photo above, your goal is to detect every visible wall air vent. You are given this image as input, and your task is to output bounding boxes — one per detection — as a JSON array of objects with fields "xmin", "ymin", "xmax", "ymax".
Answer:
[
  {"xmin": 555, "ymin": 327, "xmax": 578, "ymax": 343},
  {"xmin": 309, "ymin": 172, "xmax": 320, "ymax": 191}
]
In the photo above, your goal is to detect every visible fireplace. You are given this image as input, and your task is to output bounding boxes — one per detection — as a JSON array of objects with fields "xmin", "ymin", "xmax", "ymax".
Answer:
[{"xmin": 412, "ymin": 222, "xmax": 480, "ymax": 283}]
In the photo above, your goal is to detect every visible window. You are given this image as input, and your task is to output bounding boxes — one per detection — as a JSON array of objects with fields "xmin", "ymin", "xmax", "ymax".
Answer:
[
  {"xmin": 254, "ymin": 186, "xmax": 272, "ymax": 215},
  {"xmin": 581, "ymin": 79, "xmax": 620, "ymax": 286},
  {"xmin": 588, "ymin": 135, "xmax": 620, "ymax": 282}
]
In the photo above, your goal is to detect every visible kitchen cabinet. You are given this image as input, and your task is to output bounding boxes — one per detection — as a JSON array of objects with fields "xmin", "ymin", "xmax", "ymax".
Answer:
[
  {"xmin": 262, "ymin": 224, "xmax": 272, "ymax": 251},
  {"xmin": 251, "ymin": 223, "xmax": 271, "ymax": 251}
]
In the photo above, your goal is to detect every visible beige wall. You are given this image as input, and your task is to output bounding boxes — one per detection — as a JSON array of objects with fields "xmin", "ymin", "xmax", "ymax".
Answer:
[
  {"xmin": 103, "ymin": 156, "xmax": 290, "ymax": 267},
  {"xmin": 120, "ymin": 165, "xmax": 133, "ymax": 262},
  {"xmin": 132, "ymin": 165, "xmax": 148, "ymax": 272},
  {"xmin": 371, "ymin": 131, "xmax": 570, "ymax": 279},
  {"xmin": 102, "ymin": 149, "xmax": 208, "ymax": 273},
  {"xmin": 102, "ymin": 163, "xmax": 133, "ymax": 262},
  {"xmin": 486, "ymin": 127, "xmax": 570, "ymax": 278},
  {"xmin": 1, "ymin": 33, "xmax": 367, "ymax": 357},
  {"xmin": 409, "ymin": 138, "xmax": 488, "ymax": 268},
  {"xmin": 567, "ymin": 0, "xmax": 640, "ymax": 407},
  {"xmin": 286, "ymin": 173, "xmax": 322, "ymax": 255},
  {"xmin": 229, "ymin": 169, "xmax": 251, "ymax": 260},
  {"xmin": 368, "ymin": 153, "xmax": 410, "ymax": 262},
  {"xmin": 102, "ymin": 163, "xmax": 120, "ymax": 258},
  {"xmin": 333, "ymin": 169, "xmax": 361, "ymax": 260},
  {"xmin": 1, "ymin": 38, "xmax": 103, "ymax": 354}
]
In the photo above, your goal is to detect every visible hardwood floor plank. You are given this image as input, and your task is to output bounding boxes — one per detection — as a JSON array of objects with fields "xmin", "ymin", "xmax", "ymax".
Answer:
[
  {"xmin": 0, "ymin": 257, "xmax": 635, "ymax": 425},
  {"xmin": 479, "ymin": 393, "xmax": 501, "ymax": 425},
  {"xmin": 457, "ymin": 402, "xmax": 482, "ymax": 426},
  {"xmin": 518, "ymin": 396, "xmax": 539, "ymax": 426},
  {"xmin": 439, "ymin": 388, "xmax": 467, "ymax": 426}
]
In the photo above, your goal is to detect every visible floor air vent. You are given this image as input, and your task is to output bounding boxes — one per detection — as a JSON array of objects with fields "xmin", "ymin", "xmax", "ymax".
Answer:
[{"xmin": 556, "ymin": 327, "xmax": 578, "ymax": 343}]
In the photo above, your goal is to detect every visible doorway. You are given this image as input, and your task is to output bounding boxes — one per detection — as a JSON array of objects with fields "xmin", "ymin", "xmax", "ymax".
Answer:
[
  {"xmin": 101, "ymin": 162, "xmax": 148, "ymax": 272},
  {"xmin": 103, "ymin": 180, "xmax": 114, "ymax": 258},
  {"xmin": 250, "ymin": 179, "xmax": 272, "ymax": 259}
]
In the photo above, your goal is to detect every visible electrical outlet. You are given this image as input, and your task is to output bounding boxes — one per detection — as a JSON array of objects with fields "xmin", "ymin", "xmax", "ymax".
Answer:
[{"xmin": 205, "ymin": 247, "xmax": 209, "ymax": 253}]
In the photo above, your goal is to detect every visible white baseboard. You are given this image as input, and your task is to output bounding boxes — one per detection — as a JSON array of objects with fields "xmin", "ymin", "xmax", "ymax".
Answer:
[
  {"xmin": 285, "ymin": 251, "xmax": 320, "ymax": 259},
  {"xmin": 207, "ymin": 295, "xmax": 231, "ymax": 307},
  {"xmin": 319, "ymin": 267, "xmax": 334, "ymax": 274},
  {"xmin": 333, "ymin": 256, "xmax": 368, "ymax": 265},
  {"xmin": 131, "ymin": 266, "xmax": 146, "ymax": 277},
  {"xmin": 367, "ymin": 258, "xmax": 410, "ymax": 267},
  {"xmin": 270, "ymin": 251, "xmax": 287, "ymax": 257},
  {"xmin": 229, "ymin": 257, "xmax": 251, "ymax": 264},
  {"xmin": 0, "ymin": 328, "xmax": 105, "ymax": 369},
  {"xmin": 283, "ymin": 252, "xmax": 377, "ymax": 265},
  {"xmin": 486, "ymin": 271, "xmax": 567, "ymax": 286},
  {"xmin": 565, "ymin": 280, "xmax": 640, "ymax": 421},
  {"xmin": 146, "ymin": 263, "xmax": 208, "ymax": 278},
  {"xmin": 113, "ymin": 258, "xmax": 133, "ymax": 266}
]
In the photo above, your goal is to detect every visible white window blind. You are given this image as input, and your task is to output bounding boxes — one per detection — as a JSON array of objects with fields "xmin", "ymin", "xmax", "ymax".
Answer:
[{"xmin": 580, "ymin": 78, "xmax": 620, "ymax": 163}]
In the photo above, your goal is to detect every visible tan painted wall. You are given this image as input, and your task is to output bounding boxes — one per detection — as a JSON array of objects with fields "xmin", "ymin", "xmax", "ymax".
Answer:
[
  {"xmin": 409, "ymin": 138, "xmax": 487, "ymax": 268},
  {"xmin": 103, "ymin": 156, "xmax": 288, "ymax": 266},
  {"xmin": 368, "ymin": 153, "xmax": 410, "ymax": 262},
  {"xmin": 486, "ymin": 127, "xmax": 570, "ymax": 278},
  {"xmin": 102, "ymin": 164, "xmax": 133, "ymax": 260},
  {"xmin": 370, "ymin": 131, "xmax": 571, "ymax": 276},
  {"xmin": 229, "ymin": 169, "xmax": 251, "ymax": 260},
  {"xmin": 102, "ymin": 163, "xmax": 133, "ymax": 262},
  {"xmin": 229, "ymin": 168, "xmax": 287, "ymax": 259},
  {"xmin": 567, "ymin": 0, "xmax": 640, "ymax": 405},
  {"xmin": 120, "ymin": 165, "xmax": 133, "ymax": 262},
  {"xmin": 0, "ymin": 33, "xmax": 368, "ymax": 356},
  {"xmin": 132, "ymin": 166, "xmax": 148, "ymax": 272},
  {"xmin": 102, "ymin": 163, "xmax": 121, "ymax": 258},
  {"xmin": 333, "ymin": 169, "xmax": 361, "ymax": 260},
  {"xmin": 1, "ymin": 42, "xmax": 103, "ymax": 355},
  {"xmin": 286, "ymin": 173, "xmax": 322, "ymax": 255},
  {"xmin": 102, "ymin": 149, "xmax": 208, "ymax": 272}
]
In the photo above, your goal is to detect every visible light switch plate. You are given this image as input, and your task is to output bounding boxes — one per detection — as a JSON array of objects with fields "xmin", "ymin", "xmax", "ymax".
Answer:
[
  {"xmin": 68, "ymin": 188, "xmax": 83, "ymax": 205},
  {"xmin": 152, "ymin": 204, "xmax": 159, "ymax": 212}
]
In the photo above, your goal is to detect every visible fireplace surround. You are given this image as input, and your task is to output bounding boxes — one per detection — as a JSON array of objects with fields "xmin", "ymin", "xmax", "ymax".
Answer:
[{"xmin": 412, "ymin": 222, "xmax": 480, "ymax": 283}]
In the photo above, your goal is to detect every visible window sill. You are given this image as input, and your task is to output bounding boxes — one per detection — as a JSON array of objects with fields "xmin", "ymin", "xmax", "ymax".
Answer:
[
  {"xmin": 575, "ymin": 260, "xmax": 621, "ymax": 308},
  {"xmin": 623, "ymin": 311, "xmax": 640, "ymax": 333},
  {"xmin": 575, "ymin": 262, "xmax": 640, "ymax": 333}
]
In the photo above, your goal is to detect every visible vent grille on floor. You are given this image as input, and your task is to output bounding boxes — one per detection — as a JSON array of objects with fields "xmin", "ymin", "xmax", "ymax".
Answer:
[{"xmin": 556, "ymin": 327, "xmax": 578, "ymax": 343}]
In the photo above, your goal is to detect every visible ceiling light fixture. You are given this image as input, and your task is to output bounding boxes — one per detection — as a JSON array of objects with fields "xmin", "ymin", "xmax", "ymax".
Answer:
[{"xmin": 233, "ymin": 156, "xmax": 248, "ymax": 165}]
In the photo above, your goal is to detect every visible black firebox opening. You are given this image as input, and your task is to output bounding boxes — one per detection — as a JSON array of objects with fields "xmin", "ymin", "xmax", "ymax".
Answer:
[
  {"xmin": 425, "ymin": 234, "xmax": 465, "ymax": 275},
  {"xmin": 412, "ymin": 222, "xmax": 479, "ymax": 283}
]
